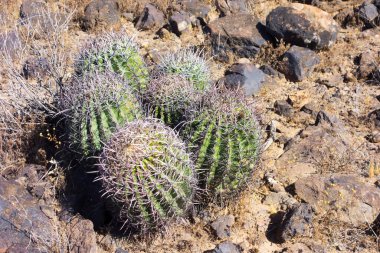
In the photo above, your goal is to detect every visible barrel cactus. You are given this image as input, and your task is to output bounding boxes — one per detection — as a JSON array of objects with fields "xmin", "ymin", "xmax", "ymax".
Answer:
[
  {"xmin": 158, "ymin": 48, "xmax": 210, "ymax": 91},
  {"xmin": 60, "ymin": 71, "xmax": 143, "ymax": 156},
  {"xmin": 98, "ymin": 119, "xmax": 197, "ymax": 232},
  {"xmin": 144, "ymin": 74, "xmax": 203, "ymax": 128},
  {"xmin": 76, "ymin": 32, "xmax": 149, "ymax": 92},
  {"xmin": 183, "ymin": 87, "xmax": 260, "ymax": 201}
]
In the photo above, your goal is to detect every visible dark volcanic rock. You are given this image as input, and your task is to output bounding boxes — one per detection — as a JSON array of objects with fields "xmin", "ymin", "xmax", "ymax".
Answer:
[
  {"xmin": 266, "ymin": 3, "xmax": 339, "ymax": 50},
  {"xmin": 260, "ymin": 65, "xmax": 284, "ymax": 78},
  {"xmin": 224, "ymin": 63, "xmax": 269, "ymax": 96},
  {"xmin": 216, "ymin": 0, "xmax": 248, "ymax": 16},
  {"xmin": 274, "ymin": 100, "xmax": 293, "ymax": 117},
  {"xmin": 136, "ymin": 3, "xmax": 165, "ymax": 31},
  {"xmin": 170, "ymin": 11, "xmax": 192, "ymax": 35},
  {"xmin": 0, "ymin": 176, "xmax": 59, "ymax": 251},
  {"xmin": 280, "ymin": 204, "xmax": 314, "ymax": 241},
  {"xmin": 180, "ymin": 0, "xmax": 211, "ymax": 21},
  {"xmin": 295, "ymin": 174, "xmax": 380, "ymax": 226},
  {"xmin": 357, "ymin": 50, "xmax": 378, "ymax": 79},
  {"xmin": 210, "ymin": 215, "xmax": 235, "ymax": 239},
  {"xmin": 208, "ymin": 14, "xmax": 267, "ymax": 62},
  {"xmin": 357, "ymin": 2, "xmax": 379, "ymax": 27},
  {"xmin": 279, "ymin": 45, "xmax": 320, "ymax": 82},
  {"xmin": 82, "ymin": 0, "xmax": 120, "ymax": 31}
]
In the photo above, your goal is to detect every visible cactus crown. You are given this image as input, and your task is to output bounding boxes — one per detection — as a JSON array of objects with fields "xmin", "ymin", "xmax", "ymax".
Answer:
[
  {"xmin": 144, "ymin": 74, "xmax": 203, "ymax": 128},
  {"xmin": 60, "ymin": 71, "xmax": 142, "ymax": 156},
  {"xmin": 76, "ymin": 32, "xmax": 149, "ymax": 92},
  {"xmin": 99, "ymin": 119, "xmax": 197, "ymax": 232},
  {"xmin": 183, "ymin": 87, "xmax": 260, "ymax": 201},
  {"xmin": 158, "ymin": 48, "xmax": 210, "ymax": 91}
]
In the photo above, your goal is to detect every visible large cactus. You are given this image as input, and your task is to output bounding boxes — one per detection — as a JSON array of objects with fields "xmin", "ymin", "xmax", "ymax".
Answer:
[
  {"xmin": 158, "ymin": 48, "xmax": 210, "ymax": 91},
  {"xmin": 98, "ymin": 119, "xmax": 197, "ymax": 232},
  {"xmin": 144, "ymin": 74, "xmax": 203, "ymax": 128},
  {"xmin": 76, "ymin": 32, "xmax": 149, "ymax": 92},
  {"xmin": 60, "ymin": 71, "xmax": 142, "ymax": 156},
  {"xmin": 183, "ymin": 87, "xmax": 260, "ymax": 201}
]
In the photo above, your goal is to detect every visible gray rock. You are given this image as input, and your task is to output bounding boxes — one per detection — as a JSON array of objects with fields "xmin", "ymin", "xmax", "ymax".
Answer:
[
  {"xmin": 20, "ymin": 0, "xmax": 46, "ymax": 20},
  {"xmin": 207, "ymin": 241, "xmax": 242, "ymax": 253},
  {"xmin": 170, "ymin": 11, "xmax": 192, "ymax": 35},
  {"xmin": 295, "ymin": 174, "xmax": 380, "ymax": 226},
  {"xmin": 266, "ymin": 3, "xmax": 339, "ymax": 50},
  {"xmin": 275, "ymin": 124, "xmax": 353, "ymax": 185},
  {"xmin": 369, "ymin": 109, "xmax": 380, "ymax": 128},
  {"xmin": 281, "ymin": 204, "xmax": 314, "ymax": 240},
  {"xmin": 23, "ymin": 57, "xmax": 50, "ymax": 80},
  {"xmin": 82, "ymin": 0, "xmax": 120, "ymax": 31},
  {"xmin": 136, "ymin": 4, "xmax": 165, "ymax": 31},
  {"xmin": 224, "ymin": 63, "xmax": 269, "ymax": 96},
  {"xmin": 0, "ymin": 31, "xmax": 22, "ymax": 58},
  {"xmin": 216, "ymin": 0, "xmax": 248, "ymax": 16},
  {"xmin": 210, "ymin": 215, "xmax": 235, "ymax": 239},
  {"xmin": 260, "ymin": 65, "xmax": 284, "ymax": 78},
  {"xmin": 0, "ymin": 177, "xmax": 59, "ymax": 251},
  {"xmin": 357, "ymin": 2, "xmax": 379, "ymax": 27},
  {"xmin": 274, "ymin": 100, "xmax": 293, "ymax": 117},
  {"xmin": 315, "ymin": 110, "xmax": 343, "ymax": 128},
  {"xmin": 208, "ymin": 14, "xmax": 267, "ymax": 62},
  {"xmin": 357, "ymin": 50, "xmax": 378, "ymax": 79},
  {"xmin": 263, "ymin": 192, "xmax": 298, "ymax": 210},
  {"xmin": 180, "ymin": 0, "xmax": 211, "ymax": 21},
  {"xmin": 279, "ymin": 45, "xmax": 320, "ymax": 82},
  {"xmin": 301, "ymin": 102, "xmax": 319, "ymax": 117}
]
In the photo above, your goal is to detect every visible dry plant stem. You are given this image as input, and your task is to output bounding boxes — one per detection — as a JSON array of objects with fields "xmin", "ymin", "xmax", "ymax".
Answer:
[{"xmin": 1, "ymin": 4, "xmax": 75, "ymax": 119}]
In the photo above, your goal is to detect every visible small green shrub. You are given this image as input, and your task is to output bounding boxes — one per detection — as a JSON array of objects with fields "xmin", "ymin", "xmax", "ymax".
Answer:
[
  {"xmin": 76, "ymin": 32, "xmax": 149, "ymax": 92},
  {"xmin": 98, "ymin": 119, "xmax": 197, "ymax": 232},
  {"xmin": 183, "ymin": 87, "xmax": 260, "ymax": 201},
  {"xmin": 60, "ymin": 71, "xmax": 142, "ymax": 156}
]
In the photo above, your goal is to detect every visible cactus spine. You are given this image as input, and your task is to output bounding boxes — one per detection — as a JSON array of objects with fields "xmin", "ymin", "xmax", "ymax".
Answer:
[
  {"xmin": 98, "ymin": 120, "xmax": 197, "ymax": 231},
  {"xmin": 144, "ymin": 74, "xmax": 203, "ymax": 128},
  {"xmin": 61, "ymin": 72, "xmax": 142, "ymax": 156},
  {"xmin": 76, "ymin": 32, "xmax": 149, "ymax": 92},
  {"xmin": 158, "ymin": 48, "xmax": 210, "ymax": 91},
  {"xmin": 183, "ymin": 88, "xmax": 260, "ymax": 200}
]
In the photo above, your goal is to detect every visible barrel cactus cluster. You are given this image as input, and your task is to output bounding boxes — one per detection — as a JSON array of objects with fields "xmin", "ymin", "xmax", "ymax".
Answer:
[{"xmin": 59, "ymin": 32, "xmax": 260, "ymax": 234}]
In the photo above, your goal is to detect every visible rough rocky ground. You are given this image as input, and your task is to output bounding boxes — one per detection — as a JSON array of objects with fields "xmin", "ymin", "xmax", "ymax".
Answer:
[{"xmin": 0, "ymin": 0, "xmax": 380, "ymax": 252}]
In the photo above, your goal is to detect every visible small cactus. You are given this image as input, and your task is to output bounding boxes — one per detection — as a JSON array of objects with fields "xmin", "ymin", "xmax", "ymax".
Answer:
[
  {"xmin": 76, "ymin": 32, "xmax": 149, "ymax": 92},
  {"xmin": 60, "ymin": 71, "xmax": 142, "ymax": 156},
  {"xmin": 158, "ymin": 48, "xmax": 210, "ymax": 91},
  {"xmin": 183, "ymin": 87, "xmax": 260, "ymax": 201},
  {"xmin": 98, "ymin": 119, "xmax": 197, "ymax": 232},
  {"xmin": 144, "ymin": 74, "xmax": 203, "ymax": 128}
]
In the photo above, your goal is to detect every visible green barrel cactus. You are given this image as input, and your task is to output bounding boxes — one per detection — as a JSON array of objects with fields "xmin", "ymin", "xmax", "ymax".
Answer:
[
  {"xmin": 76, "ymin": 32, "xmax": 149, "ymax": 92},
  {"xmin": 158, "ymin": 48, "xmax": 210, "ymax": 91},
  {"xmin": 144, "ymin": 74, "xmax": 203, "ymax": 128},
  {"xmin": 60, "ymin": 71, "xmax": 143, "ymax": 156},
  {"xmin": 98, "ymin": 119, "xmax": 197, "ymax": 232},
  {"xmin": 183, "ymin": 87, "xmax": 260, "ymax": 201}
]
